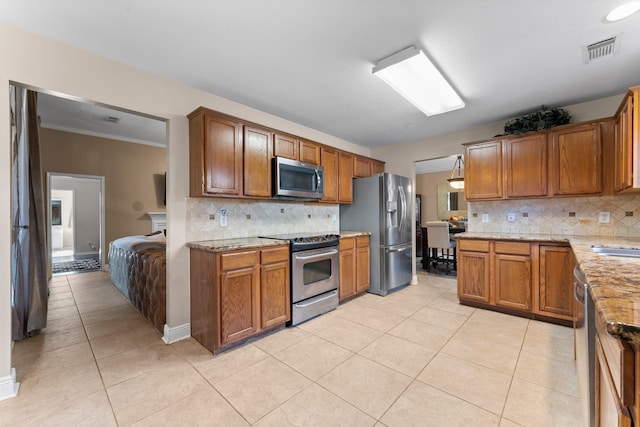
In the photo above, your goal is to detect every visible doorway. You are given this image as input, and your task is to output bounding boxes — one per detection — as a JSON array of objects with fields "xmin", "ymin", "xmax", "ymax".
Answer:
[{"xmin": 47, "ymin": 173, "xmax": 104, "ymax": 275}]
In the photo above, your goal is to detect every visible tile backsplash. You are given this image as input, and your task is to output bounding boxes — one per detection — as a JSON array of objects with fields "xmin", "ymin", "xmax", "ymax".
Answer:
[
  {"xmin": 187, "ymin": 198, "xmax": 339, "ymax": 241},
  {"xmin": 467, "ymin": 194, "xmax": 640, "ymax": 237}
]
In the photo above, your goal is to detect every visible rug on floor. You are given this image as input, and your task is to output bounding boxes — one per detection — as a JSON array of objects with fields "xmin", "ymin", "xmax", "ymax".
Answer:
[{"xmin": 52, "ymin": 259, "xmax": 101, "ymax": 274}]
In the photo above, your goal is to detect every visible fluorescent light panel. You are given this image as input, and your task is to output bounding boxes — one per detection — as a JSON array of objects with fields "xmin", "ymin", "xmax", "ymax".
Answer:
[{"xmin": 373, "ymin": 46, "xmax": 464, "ymax": 116}]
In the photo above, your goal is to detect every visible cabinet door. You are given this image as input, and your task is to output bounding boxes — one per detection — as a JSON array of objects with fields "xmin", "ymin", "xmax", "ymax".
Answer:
[
  {"xmin": 371, "ymin": 160, "xmax": 385, "ymax": 174},
  {"xmin": 538, "ymin": 245, "xmax": 574, "ymax": 320},
  {"xmin": 273, "ymin": 133, "xmax": 298, "ymax": 160},
  {"xmin": 494, "ymin": 254, "xmax": 532, "ymax": 311},
  {"xmin": 550, "ymin": 124, "xmax": 602, "ymax": 195},
  {"xmin": 595, "ymin": 336, "xmax": 633, "ymax": 427},
  {"xmin": 203, "ymin": 115, "xmax": 243, "ymax": 195},
  {"xmin": 464, "ymin": 141, "xmax": 503, "ymax": 200},
  {"xmin": 353, "ymin": 156, "xmax": 371, "ymax": 178},
  {"xmin": 339, "ymin": 238, "xmax": 356, "ymax": 301},
  {"xmin": 260, "ymin": 260, "xmax": 290, "ymax": 329},
  {"xmin": 338, "ymin": 151, "xmax": 353, "ymax": 203},
  {"xmin": 321, "ymin": 147, "xmax": 338, "ymax": 202},
  {"xmin": 299, "ymin": 139, "xmax": 321, "ymax": 164},
  {"xmin": 243, "ymin": 125, "xmax": 272, "ymax": 197},
  {"xmin": 355, "ymin": 236, "xmax": 370, "ymax": 293},
  {"xmin": 614, "ymin": 94, "xmax": 633, "ymax": 192},
  {"xmin": 457, "ymin": 251, "xmax": 491, "ymax": 303},
  {"xmin": 220, "ymin": 266, "xmax": 259, "ymax": 345},
  {"xmin": 505, "ymin": 134, "xmax": 548, "ymax": 197}
]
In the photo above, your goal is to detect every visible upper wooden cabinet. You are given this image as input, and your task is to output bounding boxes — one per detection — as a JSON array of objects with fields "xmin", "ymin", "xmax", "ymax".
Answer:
[
  {"xmin": 464, "ymin": 140, "xmax": 503, "ymax": 200},
  {"xmin": 549, "ymin": 123, "xmax": 603, "ymax": 196},
  {"xmin": 321, "ymin": 147, "xmax": 338, "ymax": 202},
  {"xmin": 614, "ymin": 86, "xmax": 640, "ymax": 193},
  {"xmin": 504, "ymin": 134, "xmax": 548, "ymax": 198},
  {"xmin": 371, "ymin": 160, "xmax": 385, "ymax": 174},
  {"xmin": 353, "ymin": 156, "xmax": 371, "ymax": 178},
  {"xmin": 189, "ymin": 111, "xmax": 243, "ymax": 196},
  {"xmin": 273, "ymin": 133, "xmax": 321, "ymax": 165},
  {"xmin": 338, "ymin": 152, "xmax": 353, "ymax": 203},
  {"xmin": 299, "ymin": 140, "xmax": 321, "ymax": 164},
  {"xmin": 244, "ymin": 125, "xmax": 272, "ymax": 197}
]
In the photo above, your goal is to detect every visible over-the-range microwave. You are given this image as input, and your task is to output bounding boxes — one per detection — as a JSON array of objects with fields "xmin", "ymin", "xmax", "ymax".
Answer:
[{"xmin": 272, "ymin": 157, "xmax": 324, "ymax": 200}]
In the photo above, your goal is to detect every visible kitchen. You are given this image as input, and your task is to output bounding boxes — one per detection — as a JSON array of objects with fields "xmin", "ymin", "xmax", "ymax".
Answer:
[{"xmin": 2, "ymin": 2, "xmax": 640, "ymax": 426}]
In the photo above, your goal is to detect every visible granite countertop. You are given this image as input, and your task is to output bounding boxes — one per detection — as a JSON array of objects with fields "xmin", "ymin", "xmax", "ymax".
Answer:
[
  {"xmin": 457, "ymin": 232, "xmax": 640, "ymax": 346},
  {"xmin": 339, "ymin": 231, "xmax": 372, "ymax": 238},
  {"xmin": 186, "ymin": 237, "xmax": 289, "ymax": 253}
]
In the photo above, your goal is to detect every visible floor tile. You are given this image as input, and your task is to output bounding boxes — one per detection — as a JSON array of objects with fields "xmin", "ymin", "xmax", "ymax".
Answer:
[
  {"xmin": 12, "ymin": 326, "xmax": 88, "ymax": 360},
  {"xmin": 380, "ymin": 381, "xmax": 500, "ymax": 427},
  {"xmin": 521, "ymin": 323, "xmax": 574, "ymax": 362},
  {"xmin": 427, "ymin": 296, "xmax": 477, "ymax": 316},
  {"xmin": 410, "ymin": 306, "xmax": 470, "ymax": 331},
  {"xmin": 457, "ymin": 315, "xmax": 528, "ymax": 350},
  {"xmin": 311, "ymin": 317, "xmax": 383, "ymax": 352},
  {"xmin": 441, "ymin": 330, "xmax": 521, "ymax": 375},
  {"xmin": 334, "ymin": 306, "xmax": 406, "ymax": 332},
  {"xmin": 387, "ymin": 318, "xmax": 455, "ymax": 352},
  {"xmin": 502, "ymin": 378, "xmax": 584, "ymax": 426},
  {"xmin": 254, "ymin": 383, "xmax": 375, "ymax": 427},
  {"xmin": 252, "ymin": 326, "xmax": 311, "ymax": 355},
  {"xmin": 417, "ymin": 352, "xmax": 512, "ymax": 415},
  {"xmin": 46, "ymin": 304, "xmax": 80, "ymax": 321},
  {"xmin": 214, "ymin": 357, "xmax": 312, "ymax": 423},
  {"xmin": 195, "ymin": 343, "xmax": 269, "ymax": 385},
  {"xmin": 273, "ymin": 335, "xmax": 353, "ymax": 380},
  {"xmin": 89, "ymin": 323, "xmax": 162, "ymax": 359},
  {"xmin": 80, "ymin": 303, "xmax": 141, "ymax": 326},
  {"xmin": 513, "ymin": 350, "xmax": 579, "ymax": 397},
  {"xmin": 170, "ymin": 337, "xmax": 217, "ymax": 365},
  {"xmin": 317, "ymin": 355, "xmax": 412, "ymax": 419},
  {"xmin": 41, "ymin": 313, "xmax": 84, "ymax": 335},
  {"xmin": 358, "ymin": 334, "xmax": 436, "ymax": 378},
  {"xmin": 13, "ymin": 341, "xmax": 94, "ymax": 381},
  {"xmin": 84, "ymin": 313, "xmax": 154, "ymax": 340},
  {"xmin": 130, "ymin": 388, "xmax": 249, "ymax": 427}
]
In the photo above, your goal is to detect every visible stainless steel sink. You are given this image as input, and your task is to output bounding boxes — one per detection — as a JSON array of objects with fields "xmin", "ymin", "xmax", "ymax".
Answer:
[{"xmin": 591, "ymin": 246, "xmax": 640, "ymax": 258}]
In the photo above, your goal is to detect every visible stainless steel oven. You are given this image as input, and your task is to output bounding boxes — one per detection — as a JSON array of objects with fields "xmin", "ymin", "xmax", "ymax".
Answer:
[{"xmin": 261, "ymin": 233, "xmax": 340, "ymax": 326}]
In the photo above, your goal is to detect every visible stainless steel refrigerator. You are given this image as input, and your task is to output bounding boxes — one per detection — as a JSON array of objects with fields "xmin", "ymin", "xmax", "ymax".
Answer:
[{"xmin": 340, "ymin": 173, "xmax": 413, "ymax": 296}]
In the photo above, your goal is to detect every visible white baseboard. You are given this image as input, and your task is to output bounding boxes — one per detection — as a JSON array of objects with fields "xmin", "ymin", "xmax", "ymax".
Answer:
[
  {"xmin": 0, "ymin": 368, "xmax": 19, "ymax": 401},
  {"xmin": 411, "ymin": 274, "xmax": 418, "ymax": 285},
  {"xmin": 162, "ymin": 323, "xmax": 191, "ymax": 344}
]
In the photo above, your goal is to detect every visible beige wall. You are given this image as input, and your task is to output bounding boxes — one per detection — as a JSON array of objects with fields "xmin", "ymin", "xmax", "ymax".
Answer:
[
  {"xmin": 416, "ymin": 170, "xmax": 450, "ymax": 225},
  {"xmin": 41, "ymin": 128, "xmax": 166, "ymax": 254}
]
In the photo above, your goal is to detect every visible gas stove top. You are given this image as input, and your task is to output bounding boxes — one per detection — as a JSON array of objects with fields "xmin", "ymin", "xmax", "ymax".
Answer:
[{"xmin": 261, "ymin": 232, "xmax": 340, "ymax": 251}]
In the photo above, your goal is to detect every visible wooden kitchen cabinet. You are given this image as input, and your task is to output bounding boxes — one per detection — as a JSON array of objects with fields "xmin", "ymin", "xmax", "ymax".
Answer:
[
  {"xmin": 299, "ymin": 139, "xmax": 321, "ymax": 164},
  {"xmin": 504, "ymin": 134, "xmax": 548, "ymax": 198},
  {"xmin": 339, "ymin": 235, "xmax": 370, "ymax": 301},
  {"xmin": 321, "ymin": 147, "xmax": 338, "ymax": 202},
  {"xmin": 614, "ymin": 86, "xmax": 639, "ymax": 193},
  {"xmin": 353, "ymin": 156, "xmax": 371, "ymax": 178},
  {"xmin": 457, "ymin": 238, "xmax": 573, "ymax": 324},
  {"xmin": 190, "ymin": 244, "xmax": 290, "ymax": 354},
  {"xmin": 189, "ymin": 110, "xmax": 243, "ymax": 196},
  {"xmin": 260, "ymin": 246, "xmax": 290, "ymax": 329},
  {"xmin": 338, "ymin": 151, "xmax": 353, "ymax": 203},
  {"xmin": 464, "ymin": 140, "xmax": 504, "ymax": 200},
  {"xmin": 549, "ymin": 123, "xmax": 603, "ymax": 196},
  {"xmin": 457, "ymin": 239, "xmax": 491, "ymax": 303},
  {"xmin": 371, "ymin": 160, "xmax": 385, "ymax": 174},
  {"xmin": 494, "ymin": 242, "xmax": 532, "ymax": 311},
  {"xmin": 273, "ymin": 133, "xmax": 321, "ymax": 165},
  {"xmin": 537, "ymin": 245, "xmax": 573, "ymax": 321},
  {"xmin": 243, "ymin": 125, "xmax": 272, "ymax": 197}
]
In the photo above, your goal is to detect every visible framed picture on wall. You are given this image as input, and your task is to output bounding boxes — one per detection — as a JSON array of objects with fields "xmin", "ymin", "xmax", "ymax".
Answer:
[{"xmin": 51, "ymin": 200, "xmax": 62, "ymax": 226}]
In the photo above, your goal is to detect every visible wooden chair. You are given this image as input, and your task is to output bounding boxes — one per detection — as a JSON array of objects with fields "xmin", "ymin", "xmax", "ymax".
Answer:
[{"xmin": 425, "ymin": 221, "xmax": 457, "ymax": 274}]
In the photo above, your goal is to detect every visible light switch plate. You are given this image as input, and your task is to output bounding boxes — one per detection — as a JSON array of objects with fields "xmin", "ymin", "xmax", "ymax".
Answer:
[
  {"xmin": 599, "ymin": 211, "xmax": 610, "ymax": 224},
  {"xmin": 220, "ymin": 208, "xmax": 228, "ymax": 227},
  {"xmin": 482, "ymin": 214, "xmax": 489, "ymax": 223},
  {"xmin": 507, "ymin": 212, "xmax": 516, "ymax": 222}
]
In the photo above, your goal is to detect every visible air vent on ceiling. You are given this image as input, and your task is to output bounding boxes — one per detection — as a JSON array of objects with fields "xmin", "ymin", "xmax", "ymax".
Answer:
[
  {"xmin": 103, "ymin": 116, "xmax": 119, "ymax": 124},
  {"xmin": 583, "ymin": 35, "xmax": 620, "ymax": 64}
]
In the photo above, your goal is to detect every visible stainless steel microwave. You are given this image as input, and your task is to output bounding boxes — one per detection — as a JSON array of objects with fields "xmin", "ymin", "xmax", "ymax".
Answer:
[{"xmin": 273, "ymin": 157, "xmax": 324, "ymax": 200}]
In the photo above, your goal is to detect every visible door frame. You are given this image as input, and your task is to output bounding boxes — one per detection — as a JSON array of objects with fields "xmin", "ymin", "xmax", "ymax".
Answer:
[{"xmin": 46, "ymin": 172, "xmax": 105, "ymax": 270}]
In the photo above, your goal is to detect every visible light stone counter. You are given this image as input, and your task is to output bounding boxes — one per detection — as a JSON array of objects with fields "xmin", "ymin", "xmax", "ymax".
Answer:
[
  {"xmin": 186, "ymin": 237, "xmax": 289, "ymax": 253},
  {"xmin": 338, "ymin": 231, "xmax": 372, "ymax": 238}
]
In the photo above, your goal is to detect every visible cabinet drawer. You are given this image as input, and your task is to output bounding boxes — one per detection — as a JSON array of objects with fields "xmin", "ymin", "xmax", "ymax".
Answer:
[
  {"xmin": 458, "ymin": 239, "xmax": 490, "ymax": 252},
  {"xmin": 356, "ymin": 235, "xmax": 369, "ymax": 247},
  {"xmin": 495, "ymin": 241, "xmax": 530, "ymax": 255},
  {"xmin": 340, "ymin": 237, "xmax": 355, "ymax": 250},
  {"xmin": 596, "ymin": 313, "xmax": 635, "ymax": 406},
  {"xmin": 261, "ymin": 246, "xmax": 289, "ymax": 264},
  {"xmin": 220, "ymin": 250, "xmax": 259, "ymax": 271}
]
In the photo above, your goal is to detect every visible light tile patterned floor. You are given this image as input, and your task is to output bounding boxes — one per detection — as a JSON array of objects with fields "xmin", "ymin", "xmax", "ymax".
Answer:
[{"xmin": 1, "ymin": 271, "xmax": 584, "ymax": 426}]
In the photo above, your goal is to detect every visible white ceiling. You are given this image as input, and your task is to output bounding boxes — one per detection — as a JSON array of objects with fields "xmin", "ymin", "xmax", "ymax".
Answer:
[{"xmin": 2, "ymin": 1, "xmax": 639, "ymax": 149}]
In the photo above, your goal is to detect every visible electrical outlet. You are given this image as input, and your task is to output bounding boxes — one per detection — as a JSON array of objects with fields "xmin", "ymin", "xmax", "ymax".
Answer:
[
  {"xmin": 482, "ymin": 214, "xmax": 489, "ymax": 223},
  {"xmin": 507, "ymin": 212, "xmax": 516, "ymax": 222},
  {"xmin": 220, "ymin": 208, "xmax": 227, "ymax": 227},
  {"xmin": 599, "ymin": 211, "xmax": 610, "ymax": 224},
  {"xmin": 332, "ymin": 214, "xmax": 337, "ymax": 223}
]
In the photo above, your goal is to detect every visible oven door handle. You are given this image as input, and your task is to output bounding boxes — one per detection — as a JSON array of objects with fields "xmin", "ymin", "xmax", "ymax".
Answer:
[
  {"xmin": 294, "ymin": 290, "xmax": 338, "ymax": 308},
  {"xmin": 295, "ymin": 249, "xmax": 338, "ymax": 260}
]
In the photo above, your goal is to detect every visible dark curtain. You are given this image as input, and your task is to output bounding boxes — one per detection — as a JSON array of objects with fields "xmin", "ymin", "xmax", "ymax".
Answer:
[{"xmin": 10, "ymin": 86, "xmax": 48, "ymax": 340}]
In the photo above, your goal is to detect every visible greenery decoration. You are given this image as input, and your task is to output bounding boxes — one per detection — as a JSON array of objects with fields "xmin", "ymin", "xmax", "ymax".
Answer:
[{"xmin": 497, "ymin": 105, "xmax": 571, "ymax": 136}]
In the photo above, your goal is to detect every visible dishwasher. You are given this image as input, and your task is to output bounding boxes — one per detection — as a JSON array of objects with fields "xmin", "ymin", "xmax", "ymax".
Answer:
[{"xmin": 574, "ymin": 265, "xmax": 595, "ymax": 427}]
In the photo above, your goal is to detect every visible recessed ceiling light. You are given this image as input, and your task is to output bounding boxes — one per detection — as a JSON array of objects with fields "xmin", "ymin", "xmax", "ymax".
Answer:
[{"xmin": 605, "ymin": 1, "xmax": 640, "ymax": 22}]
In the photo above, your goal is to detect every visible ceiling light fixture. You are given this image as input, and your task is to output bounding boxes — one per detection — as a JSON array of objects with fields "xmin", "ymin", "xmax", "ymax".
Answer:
[
  {"xmin": 373, "ymin": 45, "xmax": 465, "ymax": 116},
  {"xmin": 605, "ymin": 1, "xmax": 640, "ymax": 22},
  {"xmin": 447, "ymin": 155, "xmax": 465, "ymax": 189}
]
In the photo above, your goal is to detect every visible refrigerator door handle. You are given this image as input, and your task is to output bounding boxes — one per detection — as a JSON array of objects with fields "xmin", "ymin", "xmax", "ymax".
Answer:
[
  {"xmin": 398, "ymin": 185, "xmax": 407, "ymax": 233},
  {"xmin": 387, "ymin": 246, "xmax": 410, "ymax": 253}
]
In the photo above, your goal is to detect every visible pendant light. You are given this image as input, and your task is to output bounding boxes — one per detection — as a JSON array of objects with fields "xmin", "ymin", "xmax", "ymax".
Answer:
[{"xmin": 447, "ymin": 155, "xmax": 464, "ymax": 189}]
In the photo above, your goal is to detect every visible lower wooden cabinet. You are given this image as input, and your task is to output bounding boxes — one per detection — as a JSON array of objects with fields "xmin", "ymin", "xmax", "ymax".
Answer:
[
  {"xmin": 339, "ymin": 235, "xmax": 370, "ymax": 302},
  {"xmin": 457, "ymin": 238, "xmax": 573, "ymax": 324},
  {"xmin": 190, "ymin": 244, "xmax": 290, "ymax": 354}
]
